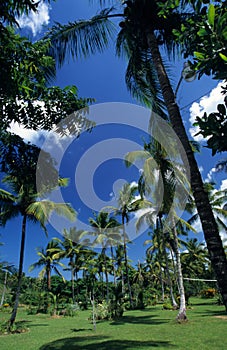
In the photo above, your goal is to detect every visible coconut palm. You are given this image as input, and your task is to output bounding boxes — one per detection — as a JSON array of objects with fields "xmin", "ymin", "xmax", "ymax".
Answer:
[
  {"xmin": 0, "ymin": 139, "xmax": 75, "ymax": 329},
  {"xmin": 46, "ymin": 0, "xmax": 227, "ymax": 310},
  {"xmin": 50, "ymin": 227, "xmax": 91, "ymax": 303},
  {"xmin": 188, "ymin": 182, "xmax": 227, "ymax": 233},
  {"xmin": 29, "ymin": 240, "xmax": 66, "ymax": 291},
  {"xmin": 89, "ymin": 211, "xmax": 121, "ymax": 297},
  {"xmin": 116, "ymin": 182, "xmax": 139, "ymax": 307},
  {"xmin": 128, "ymin": 137, "xmax": 194, "ymax": 319},
  {"xmin": 181, "ymin": 238, "xmax": 207, "ymax": 278}
]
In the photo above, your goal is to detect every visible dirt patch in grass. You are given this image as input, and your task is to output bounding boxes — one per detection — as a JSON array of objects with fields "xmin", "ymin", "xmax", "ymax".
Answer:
[{"xmin": 214, "ymin": 316, "xmax": 227, "ymax": 320}]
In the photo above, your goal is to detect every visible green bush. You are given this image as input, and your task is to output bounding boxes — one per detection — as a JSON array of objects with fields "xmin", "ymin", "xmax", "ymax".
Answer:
[{"xmin": 162, "ymin": 302, "xmax": 173, "ymax": 310}]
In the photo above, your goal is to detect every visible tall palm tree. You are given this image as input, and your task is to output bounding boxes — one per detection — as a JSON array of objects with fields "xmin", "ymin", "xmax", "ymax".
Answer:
[
  {"xmin": 181, "ymin": 238, "xmax": 207, "ymax": 279},
  {"xmin": 50, "ymin": 227, "xmax": 90, "ymax": 303},
  {"xmin": 29, "ymin": 240, "xmax": 66, "ymax": 291},
  {"xmin": 47, "ymin": 0, "xmax": 227, "ymax": 310},
  {"xmin": 89, "ymin": 211, "xmax": 121, "ymax": 298},
  {"xmin": 0, "ymin": 137, "xmax": 75, "ymax": 329},
  {"xmin": 128, "ymin": 137, "xmax": 194, "ymax": 319},
  {"xmin": 117, "ymin": 182, "xmax": 139, "ymax": 307}
]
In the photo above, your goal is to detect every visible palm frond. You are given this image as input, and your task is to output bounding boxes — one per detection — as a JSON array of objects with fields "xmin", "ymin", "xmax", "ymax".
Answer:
[
  {"xmin": 26, "ymin": 201, "xmax": 76, "ymax": 229},
  {"xmin": 47, "ymin": 8, "xmax": 117, "ymax": 66}
]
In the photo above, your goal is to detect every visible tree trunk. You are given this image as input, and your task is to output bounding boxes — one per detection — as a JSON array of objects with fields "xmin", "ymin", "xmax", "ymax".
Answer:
[
  {"xmin": 172, "ymin": 222, "xmax": 187, "ymax": 321},
  {"xmin": 147, "ymin": 31, "xmax": 227, "ymax": 311},
  {"xmin": 9, "ymin": 215, "xmax": 27, "ymax": 330},
  {"xmin": 122, "ymin": 214, "xmax": 133, "ymax": 308},
  {"xmin": 71, "ymin": 263, "xmax": 75, "ymax": 304},
  {"xmin": 47, "ymin": 263, "xmax": 51, "ymax": 291},
  {"xmin": 0, "ymin": 271, "xmax": 8, "ymax": 306},
  {"xmin": 103, "ymin": 248, "xmax": 109, "ymax": 302},
  {"xmin": 110, "ymin": 245, "xmax": 116, "ymax": 286}
]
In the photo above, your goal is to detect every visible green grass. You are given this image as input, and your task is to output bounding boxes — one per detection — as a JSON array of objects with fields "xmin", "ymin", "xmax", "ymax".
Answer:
[{"xmin": 0, "ymin": 298, "xmax": 227, "ymax": 350}]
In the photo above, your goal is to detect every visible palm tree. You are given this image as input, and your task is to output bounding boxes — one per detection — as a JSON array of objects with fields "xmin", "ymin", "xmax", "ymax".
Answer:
[
  {"xmin": 117, "ymin": 182, "xmax": 139, "ymax": 307},
  {"xmin": 89, "ymin": 211, "xmax": 121, "ymax": 299},
  {"xmin": 188, "ymin": 182, "xmax": 227, "ymax": 233},
  {"xmin": 128, "ymin": 137, "xmax": 195, "ymax": 319},
  {"xmin": 0, "ymin": 140, "xmax": 75, "ymax": 329},
  {"xmin": 47, "ymin": 0, "xmax": 227, "ymax": 310},
  {"xmin": 0, "ymin": 261, "xmax": 17, "ymax": 307},
  {"xmin": 50, "ymin": 227, "xmax": 90, "ymax": 303},
  {"xmin": 181, "ymin": 238, "xmax": 207, "ymax": 279},
  {"xmin": 29, "ymin": 240, "xmax": 66, "ymax": 291}
]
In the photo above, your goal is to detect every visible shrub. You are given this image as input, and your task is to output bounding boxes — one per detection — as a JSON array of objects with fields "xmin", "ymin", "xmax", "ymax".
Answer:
[
  {"xmin": 90, "ymin": 300, "xmax": 124, "ymax": 321},
  {"xmin": 201, "ymin": 288, "xmax": 217, "ymax": 298},
  {"xmin": 162, "ymin": 302, "xmax": 173, "ymax": 310}
]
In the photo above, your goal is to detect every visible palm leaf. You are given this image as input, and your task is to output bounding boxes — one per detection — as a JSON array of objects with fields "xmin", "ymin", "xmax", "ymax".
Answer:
[{"xmin": 47, "ymin": 8, "xmax": 117, "ymax": 66}]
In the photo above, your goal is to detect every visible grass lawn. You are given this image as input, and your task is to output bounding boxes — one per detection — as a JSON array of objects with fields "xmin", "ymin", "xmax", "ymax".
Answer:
[{"xmin": 0, "ymin": 298, "xmax": 227, "ymax": 350}]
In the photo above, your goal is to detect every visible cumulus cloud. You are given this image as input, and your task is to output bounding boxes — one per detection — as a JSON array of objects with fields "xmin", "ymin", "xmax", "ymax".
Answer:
[
  {"xmin": 220, "ymin": 179, "xmax": 227, "ymax": 191},
  {"xmin": 189, "ymin": 81, "xmax": 225, "ymax": 141},
  {"xmin": 18, "ymin": 1, "xmax": 50, "ymax": 36}
]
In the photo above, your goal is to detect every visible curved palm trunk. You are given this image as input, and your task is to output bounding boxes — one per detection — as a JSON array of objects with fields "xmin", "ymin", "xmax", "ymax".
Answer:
[
  {"xmin": 122, "ymin": 214, "xmax": 133, "ymax": 308},
  {"xmin": 172, "ymin": 223, "xmax": 187, "ymax": 321},
  {"xmin": 159, "ymin": 218, "xmax": 178, "ymax": 308},
  {"xmin": 9, "ymin": 215, "xmax": 27, "ymax": 330},
  {"xmin": 147, "ymin": 32, "xmax": 227, "ymax": 311},
  {"xmin": 0, "ymin": 271, "xmax": 8, "ymax": 306}
]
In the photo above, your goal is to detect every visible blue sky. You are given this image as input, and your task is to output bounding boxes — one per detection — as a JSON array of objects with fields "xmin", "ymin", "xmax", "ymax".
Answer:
[{"xmin": 1, "ymin": 0, "xmax": 226, "ymax": 278}]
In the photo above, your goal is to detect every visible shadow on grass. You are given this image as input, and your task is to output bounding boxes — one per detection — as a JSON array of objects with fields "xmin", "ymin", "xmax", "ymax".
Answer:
[
  {"xmin": 39, "ymin": 336, "xmax": 175, "ymax": 350},
  {"xmin": 110, "ymin": 314, "xmax": 168, "ymax": 326},
  {"xmin": 195, "ymin": 309, "xmax": 227, "ymax": 317},
  {"xmin": 71, "ymin": 328, "xmax": 93, "ymax": 332}
]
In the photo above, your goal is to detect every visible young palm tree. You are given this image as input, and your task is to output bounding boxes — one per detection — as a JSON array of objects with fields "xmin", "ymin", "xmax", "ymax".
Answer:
[
  {"xmin": 89, "ymin": 211, "xmax": 121, "ymax": 298},
  {"xmin": 47, "ymin": 0, "xmax": 227, "ymax": 309},
  {"xmin": 29, "ymin": 240, "xmax": 66, "ymax": 291},
  {"xmin": 50, "ymin": 227, "xmax": 90, "ymax": 303}
]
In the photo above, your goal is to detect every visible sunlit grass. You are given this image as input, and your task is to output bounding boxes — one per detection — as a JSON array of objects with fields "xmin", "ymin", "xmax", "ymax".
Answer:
[{"xmin": 0, "ymin": 298, "xmax": 226, "ymax": 350}]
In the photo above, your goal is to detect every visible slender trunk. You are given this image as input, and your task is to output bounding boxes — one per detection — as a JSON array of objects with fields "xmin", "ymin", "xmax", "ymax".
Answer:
[
  {"xmin": 111, "ymin": 245, "xmax": 116, "ymax": 286},
  {"xmin": 71, "ymin": 262, "xmax": 75, "ymax": 304},
  {"xmin": 9, "ymin": 215, "xmax": 27, "ymax": 330},
  {"xmin": 0, "ymin": 271, "xmax": 8, "ymax": 306},
  {"xmin": 160, "ymin": 271, "xmax": 165, "ymax": 301},
  {"xmin": 172, "ymin": 221, "xmax": 187, "ymax": 321},
  {"xmin": 159, "ymin": 217, "xmax": 178, "ymax": 308},
  {"xmin": 170, "ymin": 247, "xmax": 180, "ymax": 293},
  {"xmin": 147, "ymin": 31, "xmax": 227, "ymax": 311},
  {"xmin": 164, "ymin": 246, "xmax": 178, "ymax": 308},
  {"xmin": 122, "ymin": 214, "xmax": 133, "ymax": 308},
  {"xmin": 90, "ymin": 285, "xmax": 96, "ymax": 331},
  {"xmin": 47, "ymin": 263, "xmax": 51, "ymax": 291},
  {"xmin": 75, "ymin": 269, "xmax": 79, "ymax": 303},
  {"xmin": 103, "ymin": 248, "xmax": 109, "ymax": 302}
]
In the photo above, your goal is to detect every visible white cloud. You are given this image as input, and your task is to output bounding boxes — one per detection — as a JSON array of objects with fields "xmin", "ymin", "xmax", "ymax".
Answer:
[
  {"xmin": 192, "ymin": 217, "xmax": 202, "ymax": 233},
  {"xmin": 189, "ymin": 81, "xmax": 225, "ymax": 141},
  {"xmin": 9, "ymin": 121, "xmax": 48, "ymax": 148},
  {"xmin": 205, "ymin": 167, "xmax": 217, "ymax": 183},
  {"xmin": 18, "ymin": 2, "xmax": 50, "ymax": 36},
  {"xmin": 199, "ymin": 166, "xmax": 204, "ymax": 173},
  {"xmin": 220, "ymin": 179, "xmax": 227, "ymax": 191}
]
